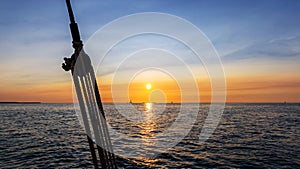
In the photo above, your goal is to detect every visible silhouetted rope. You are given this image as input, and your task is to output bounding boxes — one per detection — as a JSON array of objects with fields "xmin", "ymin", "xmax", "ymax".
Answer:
[{"xmin": 63, "ymin": 0, "xmax": 117, "ymax": 168}]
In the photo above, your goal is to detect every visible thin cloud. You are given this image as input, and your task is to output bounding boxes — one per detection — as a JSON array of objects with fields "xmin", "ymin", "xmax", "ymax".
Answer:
[{"xmin": 224, "ymin": 35, "xmax": 300, "ymax": 61}]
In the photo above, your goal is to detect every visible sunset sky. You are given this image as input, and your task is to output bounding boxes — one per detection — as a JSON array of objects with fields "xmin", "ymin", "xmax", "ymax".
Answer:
[{"xmin": 0, "ymin": 0, "xmax": 300, "ymax": 103}]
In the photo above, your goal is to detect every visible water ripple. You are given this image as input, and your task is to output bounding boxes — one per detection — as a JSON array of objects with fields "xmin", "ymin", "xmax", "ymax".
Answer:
[{"xmin": 0, "ymin": 103, "xmax": 299, "ymax": 168}]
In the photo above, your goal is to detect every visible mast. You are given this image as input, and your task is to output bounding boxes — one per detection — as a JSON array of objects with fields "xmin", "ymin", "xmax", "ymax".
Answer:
[
  {"xmin": 62, "ymin": 1, "xmax": 117, "ymax": 168},
  {"xmin": 62, "ymin": 0, "xmax": 83, "ymax": 72},
  {"xmin": 66, "ymin": 0, "xmax": 81, "ymax": 43}
]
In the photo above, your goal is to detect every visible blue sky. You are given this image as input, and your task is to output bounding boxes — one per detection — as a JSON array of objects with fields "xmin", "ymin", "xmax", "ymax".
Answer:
[
  {"xmin": 0, "ymin": 0, "xmax": 300, "ymax": 102},
  {"xmin": 1, "ymin": 0, "xmax": 300, "ymax": 59},
  {"xmin": 1, "ymin": 0, "xmax": 299, "ymax": 57}
]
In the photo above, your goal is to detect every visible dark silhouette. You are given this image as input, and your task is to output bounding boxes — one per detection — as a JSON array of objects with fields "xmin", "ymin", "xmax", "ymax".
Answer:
[{"xmin": 62, "ymin": 0, "xmax": 117, "ymax": 168}]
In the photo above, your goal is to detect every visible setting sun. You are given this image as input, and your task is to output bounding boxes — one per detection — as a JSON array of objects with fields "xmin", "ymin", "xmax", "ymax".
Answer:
[{"xmin": 146, "ymin": 83, "xmax": 152, "ymax": 90}]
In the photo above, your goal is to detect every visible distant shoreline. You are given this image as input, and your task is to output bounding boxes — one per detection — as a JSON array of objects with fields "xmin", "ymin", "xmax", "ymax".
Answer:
[
  {"xmin": 0, "ymin": 102, "xmax": 299, "ymax": 105},
  {"xmin": 0, "ymin": 102, "xmax": 42, "ymax": 104}
]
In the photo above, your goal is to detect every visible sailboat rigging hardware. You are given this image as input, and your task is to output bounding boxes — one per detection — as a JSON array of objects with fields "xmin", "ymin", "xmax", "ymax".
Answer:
[{"xmin": 62, "ymin": 0, "xmax": 117, "ymax": 168}]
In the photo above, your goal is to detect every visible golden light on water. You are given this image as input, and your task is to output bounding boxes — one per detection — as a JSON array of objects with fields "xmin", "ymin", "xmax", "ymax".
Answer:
[
  {"xmin": 145, "ymin": 102, "xmax": 153, "ymax": 112},
  {"xmin": 140, "ymin": 102, "xmax": 156, "ymax": 155}
]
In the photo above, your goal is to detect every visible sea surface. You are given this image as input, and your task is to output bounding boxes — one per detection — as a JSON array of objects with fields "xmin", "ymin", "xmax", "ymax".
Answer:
[{"xmin": 0, "ymin": 103, "xmax": 299, "ymax": 168}]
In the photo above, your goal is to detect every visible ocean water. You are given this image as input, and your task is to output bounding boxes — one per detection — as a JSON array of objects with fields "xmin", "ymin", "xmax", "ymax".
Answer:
[{"xmin": 0, "ymin": 103, "xmax": 299, "ymax": 168}]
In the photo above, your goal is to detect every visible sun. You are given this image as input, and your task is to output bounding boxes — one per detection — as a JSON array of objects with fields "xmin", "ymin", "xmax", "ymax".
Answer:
[{"xmin": 146, "ymin": 83, "xmax": 152, "ymax": 90}]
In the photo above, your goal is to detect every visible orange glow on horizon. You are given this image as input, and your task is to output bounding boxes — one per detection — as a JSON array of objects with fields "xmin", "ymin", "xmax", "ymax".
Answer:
[
  {"xmin": 1, "ymin": 73, "xmax": 300, "ymax": 103},
  {"xmin": 0, "ymin": 81, "xmax": 73, "ymax": 103},
  {"xmin": 128, "ymin": 81, "xmax": 181, "ymax": 103}
]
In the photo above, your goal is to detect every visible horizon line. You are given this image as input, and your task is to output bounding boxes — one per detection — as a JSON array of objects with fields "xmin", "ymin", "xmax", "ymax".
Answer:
[{"xmin": 1, "ymin": 101, "xmax": 299, "ymax": 104}]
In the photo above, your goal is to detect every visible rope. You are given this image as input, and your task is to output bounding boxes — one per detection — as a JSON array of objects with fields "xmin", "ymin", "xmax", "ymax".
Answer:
[
  {"xmin": 63, "ymin": 0, "xmax": 118, "ymax": 168},
  {"xmin": 72, "ymin": 53, "xmax": 117, "ymax": 169}
]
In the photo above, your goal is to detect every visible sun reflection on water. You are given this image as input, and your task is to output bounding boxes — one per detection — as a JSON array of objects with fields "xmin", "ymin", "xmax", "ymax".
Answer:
[
  {"xmin": 140, "ymin": 102, "xmax": 159, "ymax": 159},
  {"xmin": 144, "ymin": 102, "xmax": 153, "ymax": 112}
]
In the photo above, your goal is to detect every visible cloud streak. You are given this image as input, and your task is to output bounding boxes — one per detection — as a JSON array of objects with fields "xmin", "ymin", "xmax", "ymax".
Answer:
[{"xmin": 224, "ymin": 35, "xmax": 300, "ymax": 61}]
